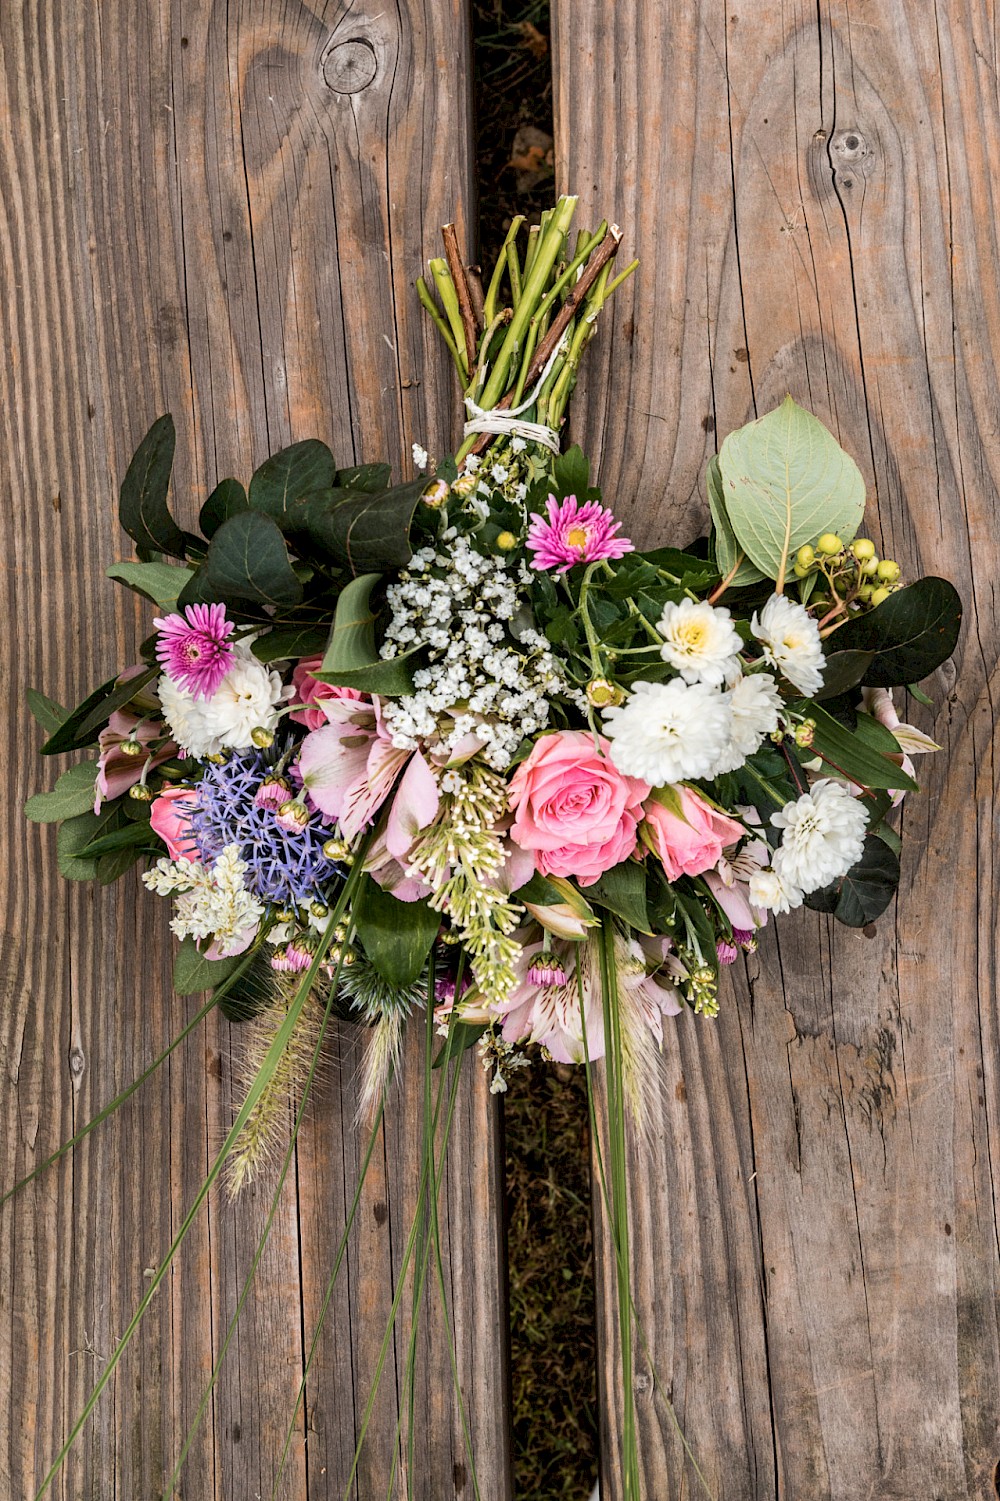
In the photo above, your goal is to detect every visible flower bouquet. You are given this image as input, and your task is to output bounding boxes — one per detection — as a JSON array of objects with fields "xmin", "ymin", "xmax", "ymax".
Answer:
[{"xmin": 17, "ymin": 195, "xmax": 961, "ymax": 1496}]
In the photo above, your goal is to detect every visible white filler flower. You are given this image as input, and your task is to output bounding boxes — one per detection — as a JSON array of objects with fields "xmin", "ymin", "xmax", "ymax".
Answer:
[
  {"xmin": 603, "ymin": 679, "xmax": 732, "ymax": 785},
  {"xmin": 770, "ymin": 778, "xmax": 868, "ymax": 894},
  {"xmin": 159, "ymin": 644, "xmax": 284, "ymax": 756},
  {"xmin": 748, "ymin": 866, "xmax": 803, "ymax": 914},
  {"xmin": 713, "ymin": 672, "xmax": 784, "ymax": 774},
  {"xmin": 751, "ymin": 593, "xmax": 825, "ymax": 697},
  {"xmin": 143, "ymin": 844, "xmax": 264, "ymax": 953},
  {"xmin": 658, "ymin": 598, "xmax": 743, "ymax": 687}
]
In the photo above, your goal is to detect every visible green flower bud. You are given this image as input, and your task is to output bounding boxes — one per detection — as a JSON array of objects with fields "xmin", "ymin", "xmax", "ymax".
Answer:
[
  {"xmin": 251, "ymin": 726, "xmax": 275, "ymax": 748},
  {"xmin": 128, "ymin": 783, "xmax": 153, "ymax": 802},
  {"xmin": 422, "ymin": 478, "xmax": 451, "ymax": 509},
  {"xmin": 586, "ymin": 677, "xmax": 622, "ymax": 709},
  {"xmin": 817, "ymin": 532, "xmax": 843, "ymax": 556},
  {"xmin": 120, "ymin": 738, "xmax": 145, "ymax": 758},
  {"xmin": 794, "ymin": 720, "xmax": 816, "ymax": 748},
  {"xmin": 310, "ymin": 901, "xmax": 329, "ymax": 920},
  {"xmin": 322, "ymin": 836, "xmax": 352, "ymax": 862}
]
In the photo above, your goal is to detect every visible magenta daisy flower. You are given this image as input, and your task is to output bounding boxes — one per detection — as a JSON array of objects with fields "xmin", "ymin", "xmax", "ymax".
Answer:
[
  {"xmin": 154, "ymin": 603, "xmax": 235, "ymax": 699},
  {"xmin": 525, "ymin": 494, "xmax": 634, "ymax": 573}
]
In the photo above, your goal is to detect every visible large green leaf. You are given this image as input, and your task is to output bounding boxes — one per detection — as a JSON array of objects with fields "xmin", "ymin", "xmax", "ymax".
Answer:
[
  {"xmin": 56, "ymin": 805, "xmax": 121, "ymax": 880},
  {"xmin": 248, "ymin": 440, "xmax": 336, "ymax": 521},
  {"xmin": 199, "ymin": 478, "xmax": 249, "ymax": 538},
  {"xmin": 196, "ymin": 511, "xmax": 303, "ymax": 609},
  {"xmin": 119, "ymin": 414, "xmax": 186, "ymax": 558},
  {"xmin": 336, "ymin": 463, "xmax": 391, "ymax": 494},
  {"xmin": 314, "ymin": 573, "xmax": 419, "ymax": 695},
  {"xmin": 25, "ymin": 762, "xmax": 99, "ymax": 822},
  {"xmin": 706, "ymin": 453, "xmax": 764, "ymax": 587},
  {"xmin": 353, "ymin": 875, "xmax": 440, "ymax": 987},
  {"xmin": 173, "ymin": 937, "xmax": 246, "ymax": 997},
  {"xmin": 804, "ymin": 835, "xmax": 900, "ymax": 926},
  {"xmin": 806, "ymin": 703, "xmax": 917, "ymax": 791},
  {"xmin": 27, "ymin": 689, "xmax": 67, "ymax": 735},
  {"xmin": 821, "ymin": 577, "xmax": 962, "ymax": 687},
  {"xmin": 306, "ymin": 480, "xmax": 427, "ymax": 574},
  {"xmin": 718, "ymin": 397, "xmax": 866, "ymax": 583},
  {"xmin": 814, "ymin": 648, "xmax": 876, "ymax": 700},
  {"xmin": 251, "ymin": 625, "xmax": 330, "ymax": 665},
  {"xmin": 107, "ymin": 560, "xmax": 194, "ymax": 612},
  {"xmin": 585, "ymin": 862, "xmax": 652, "ymax": 934}
]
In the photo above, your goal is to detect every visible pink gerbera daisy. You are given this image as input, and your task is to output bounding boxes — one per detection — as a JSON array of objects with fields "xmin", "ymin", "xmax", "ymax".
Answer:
[
  {"xmin": 525, "ymin": 493, "xmax": 633, "ymax": 573},
  {"xmin": 153, "ymin": 602, "xmax": 235, "ymax": 699}
]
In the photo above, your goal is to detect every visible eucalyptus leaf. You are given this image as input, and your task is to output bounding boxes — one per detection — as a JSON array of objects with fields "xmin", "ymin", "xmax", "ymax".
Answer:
[
  {"xmin": 107, "ymin": 561, "xmax": 195, "ymax": 612},
  {"xmin": 198, "ymin": 511, "xmax": 303, "ymax": 609},
  {"xmin": 706, "ymin": 453, "xmax": 765, "ymax": 587},
  {"xmin": 174, "ymin": 937, "xmax": 245, "ymax": 997},
  {"xmin": 79, "ymin": 821, "xmax": 157, "ymax": 859},
  {"xmin": 251, "ymin": 626, "xmax": 330, "ymax": 665},
  {"xmin": 96, "ymin": 846, "xmax": 144, "ymax": 884},
  {"xmin": 27, "ymin": 689, "xmax": 67, "ymax": 735},
  {"xmin": 821, "ymin": 577, "xmax": 962, "ymax": 687},
  {"xmin": 199, "ymin": 478, "xmax": 249, "ymax": 538},
  {"xmin": 248, "ymin": 440, "xmax": 336, "ymax": 521},
  {"xmin": 803, "ymin": 835, "xmax": 900, "ymax": 926},
  {"xmin": 315, "ymin": 480, "xmax": 427, "ymax": 574},
  {"xmin": 718, "ymin": 397, "xmax": 866, "ymax": 583},
  {"xmin": 25, "ymin": 762, "xmax": 99, "ymax": 822},
  {"xmin": 336, "ymin": 463, "xmax": 391, "ymax": 494},
  {"xmin": 314, "ymin": 573, "xmax": 419, "ymax": 695},
  {"xmin": 353, "ymin": 875, "xmax": 440, "ymax": 987},
  {"xmin": 119, "ymin": 414, "xmax": 186, "ymax": 558}
]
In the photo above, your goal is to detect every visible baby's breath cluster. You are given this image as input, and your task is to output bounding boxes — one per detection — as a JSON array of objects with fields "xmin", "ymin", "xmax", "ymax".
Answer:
[{"xmin": 380, "ymin": 530, "xmax": 568, "ymax": 771}]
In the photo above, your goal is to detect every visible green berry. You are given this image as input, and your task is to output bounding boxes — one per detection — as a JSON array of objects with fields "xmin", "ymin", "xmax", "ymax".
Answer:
[
  {"xmin": 796, "ymin": 544, "xmax": 815, "ymax": 569},
  {"xmin": 857, "ymin": 583, "xmax": 874, "ymax": 602},
  {"xmin": 851, "ymin": 537, "xmax": 876, "ymax": 561},
  {"xmin": 817, "ymin": 532, "xmax": 843, "ymax": 556},
  {"xmin": 870, "ymin": 586, "xmax": 891, "ymax": 606},
  {"xmin": 876, "ymin": 559, "xmax": 901, "ymax": 582},
  {"xmin": 861, "ymin": 557, "xmax": 880, "ymax": 576},
  {"xmin": 793, "ymin": 562, "xmax": 811, "ymax": 579}
]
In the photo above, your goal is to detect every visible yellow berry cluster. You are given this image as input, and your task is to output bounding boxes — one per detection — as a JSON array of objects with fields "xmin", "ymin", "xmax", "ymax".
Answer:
[{"xmin": 793, "ymin": 533, "xmax": 902, "ymax": 609}]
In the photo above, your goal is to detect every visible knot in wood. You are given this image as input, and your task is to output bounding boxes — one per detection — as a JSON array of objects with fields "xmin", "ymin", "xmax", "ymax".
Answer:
[
  {"xmin": 68, "ymin": 1045, "xmax": 86, "ymax": 1081},
  {"xmin": 831, "ymin": 128, "xmax": 870, "ymax": 165},
  {"xmin": 322, "ymin": 37, "xmax": 378, "ymax": 94}
]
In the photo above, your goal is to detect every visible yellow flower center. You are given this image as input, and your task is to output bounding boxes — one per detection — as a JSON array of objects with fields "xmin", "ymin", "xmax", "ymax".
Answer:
[
  {"xmin": 677, "ymin": 621, "xmax": 708, "ymax": 651},
  {"xmin": 566, "ymin": 525, "xmax": 590, "ymax": 550}
]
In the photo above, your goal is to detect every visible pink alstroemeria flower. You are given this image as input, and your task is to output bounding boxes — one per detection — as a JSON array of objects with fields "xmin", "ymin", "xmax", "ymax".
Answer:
[
  {"xmin": 526, "ymin": 494, "xmax": 634, "ymax": 574},
  {"xmin": 289, "ymin": 657, "xmax": 363, "ymax": 732},
  {"xmin": 95, "ymin": 710, "xmax": 177, "ymax": 812}
]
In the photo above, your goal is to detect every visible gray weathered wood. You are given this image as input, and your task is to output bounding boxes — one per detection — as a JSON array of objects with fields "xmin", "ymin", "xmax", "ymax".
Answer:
[
  {"xmin": 0, "ymin": 4, "xmax": 511, "ymax": 1497},
  {"xmin": 553, "ymin": 2, "xmax": 1000, "ymax": 1495}
]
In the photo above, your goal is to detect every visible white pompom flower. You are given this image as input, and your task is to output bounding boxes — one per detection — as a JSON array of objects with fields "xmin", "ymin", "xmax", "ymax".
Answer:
[
  {"xmin": 770, "ymin": 778, "xmax": 868, "ymax": 894},
  {"xmin": 713, "ymin": 672, "xmax": 785, "ymax": 774},
  {"xmin": 159, "ymin": 644, "xmax": 285, "ymax": 757},
  {"xmin": 658, "ymin": 598, "xmax": 743, "ymax": 687},
  {"xmin": 602, "ymin": 679, "xmax": 733, "ymax": 785},
  {"xmin": 751, "ymin": 593, "xmax": 825, "ymax": 697},
  {"xmin": 748, "ymin": 866, "xmax": 804, "ymax": 914}
]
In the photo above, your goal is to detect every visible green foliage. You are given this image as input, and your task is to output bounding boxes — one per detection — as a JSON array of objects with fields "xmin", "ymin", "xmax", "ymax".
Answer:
[
  {"xmin": 40, "ymin": 666, "xmax": 158, "ymax": 755},
  {"xmin": 585, "ymin": 862, "xmax": 652, "ymax": 934},
  {"xmin": 56, "ymin": 806, "xmax": 120, "ymax": 879},
  {"xmin": 119, "ymin": 414, "xmax": 186, "ymax": 558},
  {"xmin": 25, "ymin": 762, "xmax": 99, "ymax": 822},
  {"xmin": 804, "ymin": 835, "xmax": 900, "ymax": 926},
  {"xmin": 354, "ymin": 874, "xmax": 441, "ymax": 987},
  {"xmin": 716, "ymin": 397, "xmax": 866, "ymax": 583},
  {"xmin": 107, "ymin": 560, "xmax": 194, "ymax": 612},
  {"xmin": 805, "ymin": 703, "xmax": 917, "ymax": 791},
  {"xmin": 336, "ymin": 462, "xmax": 392, "ymax": 493},
  {"xmin": 706, "ymin": 452, "xmax": 764, "ymax": 586},
  {"xmin": 27, "ymin": 689, "xmax": 67, "ymax": 735},
  {"xmin": 199, "ymin": 477, "xmax": 249, "ymax": 538},
  {"xmin": 247, "ymin": 439, "xmax": 337, "ymax": 521},
  {"xmin": 824, "ymin": 577, "xmax": 962, "ymax": 687},
  {"xmin": 314, "ymin": 572, "xmax": 419, "ymax": 694},
  {"xmin": 815, "ymin": 648, "xmax": 876, "ymax": 700},
  {"xmin": 183, "ymin": 511, "xmax": 304, "ymax": 610},
  {"xmin": 173, "ymin": 937, "xmax": 246, "ymax": 997},
  {"xmin": 251, "ymin": 625, "xmax": 330, "ymax": 664}
]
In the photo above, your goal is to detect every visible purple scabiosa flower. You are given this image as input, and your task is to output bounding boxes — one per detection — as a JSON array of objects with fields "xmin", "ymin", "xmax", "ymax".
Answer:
[
  {"xmin": 733, "ymin": 927, "xmax": 758, "ymax": 953},
  {"xmin": 191, "ymin": 749, "xmax": 343, "ymax": 908},
  {"xmin": 526, "ymin": 494, "xmax": 634, "ymax": 574},
  {"xmin": 527, "ymin": 959, "xmax": 569, "ymax": 987},
  {"xmin": 255, "ymin": 774, "xmax": 292, "ymax": 810},
  {"xmin": 154, "ymin": 603, "xmax": 235, "ymax": 699},
  {"xmin": 717, "ymin": 939, "xmax": 740, "ymax": 966}
]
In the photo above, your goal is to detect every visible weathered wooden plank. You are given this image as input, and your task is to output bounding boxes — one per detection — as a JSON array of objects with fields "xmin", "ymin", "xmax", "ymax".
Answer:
[
  {"xmin": 553, "ymin": 2, "xmax": 1000, "ymax": 1496},
  {"xmin": 0, "ymin": 4, "xmax": 511, "ymax": 1497}
]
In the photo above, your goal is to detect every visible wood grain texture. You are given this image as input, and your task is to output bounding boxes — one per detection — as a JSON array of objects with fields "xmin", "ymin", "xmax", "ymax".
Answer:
[
  {"xmin": 553, "ymin": 2, "xmax": 1000, "ymax": 1496},
  {"xmin": 0, "ymin": 3, "xmax": 512, "ymax": 1497}
]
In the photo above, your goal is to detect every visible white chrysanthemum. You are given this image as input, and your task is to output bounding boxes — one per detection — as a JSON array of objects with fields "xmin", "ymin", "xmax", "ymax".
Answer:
[
  {"xmin": 713, "ymin": 672, "xmax": 785, "ymax": 774},
  {"xmin": 602, "ymin": 679, "xmax": 733, "ymax": 785},
  {"xmin": 159, "ymin": 645, "xmax": 284, "ymax": 756},
  {"xmin": 748, "ymin": 867, "xmax": 803, "ymax": 914},
  {"xmin": 770, "ymin": 778, "xmax": 868, "ymax": 894},
  {"xmin": 143, "ymin": 843, "xmax": 264, "ymax": 954},
  {"xmin": 658, "ymin": 597, "xmax": 743, "ymax": 687},
  {"xmin": 751, "ymin": 593, "xmax": 825, "ymax": 697}
]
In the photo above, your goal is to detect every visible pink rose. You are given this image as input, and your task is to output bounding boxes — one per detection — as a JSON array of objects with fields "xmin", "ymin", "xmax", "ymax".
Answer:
[
  {"xmin": 643, "ymin": 787, "xmax": 745, "ymax": 882},
  {"xmin": 508, "ymin": 730, "xmax": 649, "ymax": 887},
  {"xmin": 289, "ymin": 656, "xmax": 363, "ymax": 731},
  {"xmin": 149, "ymin": 785, "xmax": 200, "ymax": 859}
]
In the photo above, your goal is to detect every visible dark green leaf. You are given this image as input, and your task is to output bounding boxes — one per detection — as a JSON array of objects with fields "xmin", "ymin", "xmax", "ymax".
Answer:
[
  {"xmin": 79, "ymin": 821, "xmax": 156, "ymax": 859},
  {"xmin": 119, "ymin": 414, "xmax": 185, "ymax": 558},
  {"xmin": 197, "ymin": 511, "xmax": 303, "ymax": 609},
  {"xmin": 815, "ymin": 649, "xmax": 876, "ymax": 700},
  {"xmin": 512, "ymin": 872, "xmax": 570, "ymax": 907},
  {"xmin": 432, "ymin": 1022, "xmax": 487, "ymax": 1069},
  {"xmin": 312, "ymin": 480, "xmax": 427, "ymax": 574},
  {"xmin": 850, "ymin": 710, "xmax": 903, "ymax": 757},
  {"xmin": 354, "ymin": 875, "xmax": 440, "ymax": 987},
  {"xmin": 314, "ymin": 572, "xmax": 419, "ymax": 695},
  {"xmin": 585, "ymin": 862, "xmax": 652, "ymax": 934},
  {"xmin": 174, "ymin": 937, "xmax": 246, "ymax": 997},
  {"xmin": 25, "ymin": 762, "xmax": 99, "ymax": 822},
  {"xmin": 199, "ymin": 478, "xmax": 249, "ymax": 538},
  {"xmin": 56, "ymin": 805, "xmax": 121, "ymax": 880},
  {"xmin": 248, "ymin": 440, "xmax": 336, "ymax": 521},
  {"xmin": 74, "ymin": 665, "xmax": 159, "ymax": 742},
  {"xmin": 251, "ymin": 626, "xmax": 330, "ymax": 665},
  {"xmin": 106, "ymin": 561, "xmax": 194, "ymax": 612},
  {"xmin": 807, "ymin": 704, "xmax": 917, "ymax": 791},
  {"xmin": 335, "ymin": 463, "xmax": 391, "ymax": 494},
  {"xmin": 824, "ymin": 578, "xmax": 963, "ymax": 687},
  {"xmin": 27, "ymin": 689, "xmax": 67, "ymax": 735},
  {"xmin": 550, "ymin": 445, "xmax": 596, "ymax": 502},
  {"xmin": 803, "ymin": 835, "xmax": 900, "ymax": 927},
  {"xmin": 96, "ymin": 847, "xmax": 143, "ymax": 884}
]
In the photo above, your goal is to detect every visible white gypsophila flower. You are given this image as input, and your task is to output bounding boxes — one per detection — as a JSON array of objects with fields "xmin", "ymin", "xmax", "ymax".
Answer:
[
  {"xmin": 159, "ymin": 645, "xmax": 284, "ymax": 756},
  {"xmin": 748, "ymin": 866, "xmax": 803, "ymax": 914},
  {"xmin": 143, "ymin": 843, "xmax": 264, "ymax": 954},
  {"xmin": 770, "ymin": 778, "xmax": 868, "ymax": 894},
  {"xmin": 658, "ymin": 597, "xmax": 743, "ymax": 687},
  {"xmin": 752, "ymin": 593, "xmax": 826, "ymax": 697},
  {"xmin": 602, "ymin": 679, "xmax": 733, "ymax": 785},
  {"xmin": 713, "ymin": 671, "xmax": 785, "ymax": 774},
  {"xmin": 411, "ymin": 442, "xmax": 429, "ymax": 471}
]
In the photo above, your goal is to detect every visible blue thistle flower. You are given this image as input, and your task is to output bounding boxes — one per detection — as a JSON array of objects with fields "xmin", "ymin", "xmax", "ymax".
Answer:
[{"xmin": 191, "ymin": 749, "xmax": 342, "ymax": 907}]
